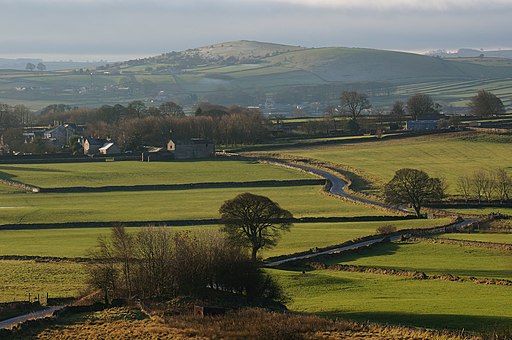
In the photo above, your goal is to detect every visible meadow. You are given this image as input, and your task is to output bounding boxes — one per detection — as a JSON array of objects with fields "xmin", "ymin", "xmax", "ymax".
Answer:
[
  {"xmin": 0, "ymin": 218, "xmax": 452, "ymax": 258},
  {"xmin": 0, "ymin": 260, "xmax": 87, "ymax": 303},
  {"xmin": 271, "ymin": 268, "xmax": 512, "ymax": 332},
  {"xmin": 0, "ymin": 160, "xmax": 315, "ymax": 188},
  {"xmin": 270, "ymin": 132, "xmax": 512, "ymax": 195},
  {"xmin": 0, "ymin": 185, "xmax": 393, "ymax": 224},
  {"xmin": 322, "ymin": 241, "xmax": 512, "ymax": 280}
]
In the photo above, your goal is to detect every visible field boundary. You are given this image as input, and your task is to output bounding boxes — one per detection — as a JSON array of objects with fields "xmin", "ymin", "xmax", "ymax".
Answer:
[
  {"xmin": 308, "ymin": 261, "xmax": 512, "ymax": 287},
  {"xmin": 0, "ymin": 215, "xmax": 417, "ymax": 231},
  {"xmin": 37, "ymin": 179, "xmax": 325, "ymax": 193}
]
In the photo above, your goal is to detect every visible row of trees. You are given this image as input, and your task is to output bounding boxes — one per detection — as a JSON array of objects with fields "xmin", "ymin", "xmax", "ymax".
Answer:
[
  {"xmin": 89, "ymin": 226, "xmax": 285, "ymax": 304},
  {"xmin": 337, "ymin": 89, "xmax": 505, "ymax": 127},
  {"xmin": 457, "ymin": 169, "xmax": 512, "ymax": 203}
]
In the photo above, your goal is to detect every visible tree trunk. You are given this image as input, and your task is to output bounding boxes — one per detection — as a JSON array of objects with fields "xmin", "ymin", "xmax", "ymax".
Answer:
[
  {"xmin": 413, "ymin": 205, "xmax": 422, "ymax": 218},
  {"xmin": 251, "ymin": 246, "xmax": 258, "ymax": 263}
]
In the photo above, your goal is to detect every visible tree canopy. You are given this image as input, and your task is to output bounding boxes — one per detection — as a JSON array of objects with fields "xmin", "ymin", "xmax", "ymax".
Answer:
[
  {"xmin": 384, "ymin": 168, "xmax": 445, "ymax": 217},
  {"xmin": 219, "ymin": 193, "xmax": 293, "ymax": 262},
  {"xmin": 406, "ymin": 94, "xmax": 440, "ymax": 120},
  {"xmin": 468, "ymin": 90, "xmax": 505, "ymax": 117}
]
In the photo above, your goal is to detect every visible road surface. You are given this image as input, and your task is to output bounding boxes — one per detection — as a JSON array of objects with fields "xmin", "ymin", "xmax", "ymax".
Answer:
[
  {"xmin": 0, "ymin": 306, "xmax": 64, "ymax": 330},
  {"xmin": 264, "ymin": 160, "xmax": 478, "ymax": 267}
]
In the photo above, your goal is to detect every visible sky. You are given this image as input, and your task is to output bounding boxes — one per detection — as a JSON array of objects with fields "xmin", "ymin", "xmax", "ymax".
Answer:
[{"xmin": 1, "ymin": 0, "xmax": 511, "ymax": 61}]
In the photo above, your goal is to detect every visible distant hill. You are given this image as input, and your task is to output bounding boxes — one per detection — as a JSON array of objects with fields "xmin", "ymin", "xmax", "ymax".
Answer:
[
  {"xmin": 0, "ymin": 58, "xmax": 107, "ymax": 71},
  {"xmin": 427, "ymin": 48, "xmax": 512, "ymax": 59},
  {"xmin": 1, "ymin": 40, "xmax": 512, "ymax": 110}
]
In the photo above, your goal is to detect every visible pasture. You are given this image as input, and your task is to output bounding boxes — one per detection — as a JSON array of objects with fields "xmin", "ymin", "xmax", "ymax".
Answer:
[
  {"xmin": 0, "ymin": 218, "xmax": 452, "ymax": 258},
  {"xmin": 0, "ymin": 185, "xmax": 393, "ymax": 224},
  {"xmin": 323, "ymin": 241, "xmax": 512, "ymax": 280},
  {"xmin": 269, "ymin": 132, "xmax": 512, "ymax": 195},
  {"xmin": 0, "ymin": 160, "xmax": 315, "ymax": 188},
  {"xmin": 0, "ymin": 260, "xmax": 87, "ymax": 303},
  {"xmin": 271, "ymin": 268, "xmax": 512, "ymax": 332}
]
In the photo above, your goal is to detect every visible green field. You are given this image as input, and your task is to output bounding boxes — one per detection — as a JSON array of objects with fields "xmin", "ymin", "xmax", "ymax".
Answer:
[
  {"xmin": 0, "ymin": 260, "xmax": 87, "ymax": 303},
  {"xmin": 271, "ymin": 268, "xmax": 512, "ymax": 332},
  {"xmin": 323, "ymin": 241, "xmax": 512, "ymax": 280},
  {"xmin": 270, "ymin": 132, "xmax": 512, "ymax": 195},
  {"xmin": 0, "ymin": 185, "xmax": 392, "ymax": 224},
  {"xmin": 0, "ymin": 218, "xmax": 451, "ymax": 258},
  {"xmin": 439, "ymin": 233, "xmax": 512, "ymax": 244},
  {"xmin": 0, "ymin": 160, "xmax": 315, "ymax": 188}
]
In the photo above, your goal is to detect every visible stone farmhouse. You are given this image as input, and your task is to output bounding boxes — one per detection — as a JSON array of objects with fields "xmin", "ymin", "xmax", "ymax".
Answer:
[{"xmin": 82, "ymin": 137, "xmax": 120, "ymax": 155}]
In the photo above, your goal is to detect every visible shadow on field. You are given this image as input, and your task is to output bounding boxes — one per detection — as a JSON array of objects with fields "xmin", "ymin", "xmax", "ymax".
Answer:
[
  {"xmin": 317, "ymin": 310, "xmax": 512, "ymax": 333},
  {"xmin": 0, "ymin": 165, "xmax": 68, "ymax": 174},
  {"xmin": 321, "ymin": 242, "xmax": 401, "ymax": 266}
]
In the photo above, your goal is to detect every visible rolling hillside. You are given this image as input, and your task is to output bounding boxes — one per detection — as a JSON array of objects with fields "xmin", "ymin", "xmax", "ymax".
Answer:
[{"xmin": 1, "ymin": 40, "xmax": 512, "ymax": 110}]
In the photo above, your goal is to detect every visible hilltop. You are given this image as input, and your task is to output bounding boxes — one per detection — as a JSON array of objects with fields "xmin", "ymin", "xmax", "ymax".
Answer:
[{"xmin": 1, "ymin": 40, "xmax": 512, "ymax": 110}]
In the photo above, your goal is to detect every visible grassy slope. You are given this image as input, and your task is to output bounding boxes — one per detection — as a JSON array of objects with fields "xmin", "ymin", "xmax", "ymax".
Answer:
[
  {"xmin": 272, "ymin": 132, "xmax": 512, "ymax": 195},
  {"xmin": 272, "ymin": 268, "xmax": 512, "ymax": 332},
  {"xmin": 3, "ymin": 42, "xmax": 512, "ymax": 108},
  {"xmin": 0, "ymin": 260, "xmax": 87, "ymax": 302},
  {"xmin": 0, "ymin": 160, "xmax": 315, "ymax": 188},
  {"xmin": 324, "ymin": 241, "xmax": 512, "ymax": 280},
  {"xmin": 0, "ymin": 218, "xmax": 452, "ymax": 258}
]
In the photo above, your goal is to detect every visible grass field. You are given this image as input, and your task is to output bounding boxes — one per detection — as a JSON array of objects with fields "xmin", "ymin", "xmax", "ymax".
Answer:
[
  {"xmin": 270, "ymin": 132, "xmax": 512, "ymax": 195},
  {"xmin": 0, "ymin": 160, "xmax": 315, "ymax": 188},
  {"xmin": 0, "ymin": 218, "xmax": 452, "ymax": 258},
  {"xmin": 323, "ymin": 241, "xmax": 512, "ymax": 280},
  {"xmin": 439, "ymin": 233, "xmax": 512, "ymax": 244},
  {"xmin": 271, "ymin": 268, "xmax": 512, "ymax": 332},
  {"xmin": 0, "ymin": 260, "xmax": 87, "ymax": 303},
  {"xmin": 0, "ymin": 186, "xmax": 393, "ymax": 224}
]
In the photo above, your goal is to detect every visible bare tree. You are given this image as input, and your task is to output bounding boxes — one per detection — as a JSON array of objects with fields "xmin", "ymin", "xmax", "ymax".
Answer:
[
  {"xmin": 495, "ymin": 169, "xmax": 512, "ymax": 203},
  {"xmin": 457, "ymin": 175, "xmax": 472, "ymax": 203},
  {"xmin": 220, "ymin": 193, "xmax": 293, "ymax": 262},
  {"xmin": 87, "ymin": 237, "xmax": 118, "ymax": 304},
  {"xmin": 472, "ymin": 170, "xmax": 487, "ymax": 204},
  {"xmin": 384, "ymin": 168, "xmax": 445, "ymax": 217},
  {"xmin": 111, "ymin": 225, "xmax": 134, "ymax": 298},
  {"xmin": 339, "ymin": 91, "xmax": 371, "ymax": 121},
  {"xmin": 482, "ymin": 170, "xmax": 497, "ymax": 202}
]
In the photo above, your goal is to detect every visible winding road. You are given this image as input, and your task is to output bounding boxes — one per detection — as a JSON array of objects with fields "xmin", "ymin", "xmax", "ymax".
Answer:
[
  {"xmin": 264, "ymin": 160, "xmax": 479, "ymax": 267},
  {"xmin": 0, "ymin": 306, "xmax": 64, "ymax": 330}
]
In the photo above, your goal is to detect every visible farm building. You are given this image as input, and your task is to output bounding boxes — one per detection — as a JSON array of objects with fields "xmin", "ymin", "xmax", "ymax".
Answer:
[
  {"xmin": 98, "ymin": 142, "xmax": 121, "ymax": 155},
  {"xmin": 167, "ymin": 139, "xmax": 215, "ymax": 159},
  {"xmin": 43, "ymin": 124, "xmax": 77, "ymax": 147},
  {"xmin": 405, "ymin": 120, "xmax": 439, "ymax": 131},
  {"xmin": 82, "ymin": 137, "xmax": 120, "ymax": 155}
]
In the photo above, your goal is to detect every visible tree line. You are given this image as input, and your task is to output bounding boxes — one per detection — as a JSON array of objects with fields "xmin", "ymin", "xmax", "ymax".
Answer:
[{"xmin": 457, "ymin": 169, "xmax": 512, "ymax": 203}]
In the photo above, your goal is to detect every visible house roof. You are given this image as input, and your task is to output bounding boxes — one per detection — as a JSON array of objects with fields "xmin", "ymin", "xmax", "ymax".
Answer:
[
  {"xmin": 85, "ymin": 137, "xmax": 108, "ymax": 146},
  {"xmin": 99, "ymin": 142, "xmax": 116, "ymax": 151},
  {"xmin": 170, "ymin": 138, "xmax": 211, "ymax": 145}
]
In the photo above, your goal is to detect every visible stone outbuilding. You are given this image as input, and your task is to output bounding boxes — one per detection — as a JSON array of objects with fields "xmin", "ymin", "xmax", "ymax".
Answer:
[{"xmin": 167, "ymin": 139, "xmax": 215, "ymax": 159}]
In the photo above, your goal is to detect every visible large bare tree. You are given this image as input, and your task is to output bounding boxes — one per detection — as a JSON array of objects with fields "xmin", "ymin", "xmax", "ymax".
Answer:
[
  {"xmin": 384, "ymin": 168, "xmax": 445, "ymax": 217},
  {"xmin": 339, "ymin": 91, "xmax": 371, "ymax": 121},
  {"xmin": 219, "ymin": 193, "xmax": 293, "ymax": 262}
]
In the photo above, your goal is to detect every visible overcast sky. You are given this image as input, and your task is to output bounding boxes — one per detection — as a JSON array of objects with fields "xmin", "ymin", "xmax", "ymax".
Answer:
[{"xmin": 1, "ymin": 0, "xmax": 511, "ymax": 61}]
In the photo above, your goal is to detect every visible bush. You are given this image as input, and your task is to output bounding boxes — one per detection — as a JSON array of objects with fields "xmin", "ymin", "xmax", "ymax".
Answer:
[{"xmin": 376, "ymin": 224, "xmax": 397, "ymax": 235}]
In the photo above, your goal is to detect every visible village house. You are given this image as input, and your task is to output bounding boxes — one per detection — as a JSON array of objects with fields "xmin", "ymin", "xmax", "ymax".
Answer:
[
  {"xmin": 98, "ymin": 142, "xmax": 121, "ymax": 155},
  {"xmin": 167, "ymin": 139, "xmax": 215, "ymax": 159},
  {"xmin": 43, "ymin": 124, "xmax": 77, "ymax": 147},
  {"xmin": 82, "ymin": 137, "xmax": 120, "ymax": 155}
]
